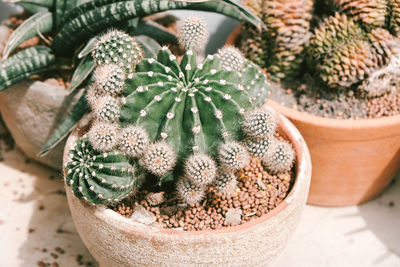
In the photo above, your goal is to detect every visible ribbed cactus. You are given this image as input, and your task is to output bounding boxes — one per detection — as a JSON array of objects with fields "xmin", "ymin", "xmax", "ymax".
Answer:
[
  {"xmin": 239, "ymin": 0, "xmax": 313, "ymax": 81},
  {"xmin": 65, "ymin": 136, "xmax": 145, "ymax": 204},
  {"xmin": 338, "ymin": 0, "xmax": 387, "ymax": 28},
  {"xmin": 65, "ymin": 17, "xmax": 289, "ymax": 206}
]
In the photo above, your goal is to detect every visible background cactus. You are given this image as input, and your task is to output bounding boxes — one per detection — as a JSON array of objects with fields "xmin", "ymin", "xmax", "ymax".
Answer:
[
  {"xmin": 307, "ymin": 13, "xmax": 399, "ymax": 88},
  {"xmin": 239, "ymin": 0, "xmax": 313, "ymax": 81},
  {"xmin": 65, "ymin": 17, "xmax": 295, "ymax": 206}
]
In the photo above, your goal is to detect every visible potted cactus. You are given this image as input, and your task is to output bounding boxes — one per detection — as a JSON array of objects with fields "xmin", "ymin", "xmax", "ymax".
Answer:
[
  {"xmin": 0, "ymin": 0, "xmax": 260, "ymax": 169},
  {"xmin": 63, "ymin": 17, "xmax": 311, "ymax": 266},
  {"xmin": 227, "ymin": 0, "xmax": 400, "ymax": 206}
]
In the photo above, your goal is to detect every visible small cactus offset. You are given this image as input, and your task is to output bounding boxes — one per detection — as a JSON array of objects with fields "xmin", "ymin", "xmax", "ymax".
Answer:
[
  {"xmin": 262, "ymin": 139, "xmax": 295, "ymax": 173},
  {"xmin": 92, "ymin": 30, "xmax": 144, "ymax": 73},
  {"xmin": 65, "ymin": 17, "xmax": 295, "ymax": 206},
  {"xmin": 65, "ymin": 137, "xmax": 145, "ymax": 204}
]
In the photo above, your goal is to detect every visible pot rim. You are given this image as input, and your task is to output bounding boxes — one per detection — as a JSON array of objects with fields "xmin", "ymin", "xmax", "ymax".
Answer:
[
  {"xmin": 227, "ymin": 25, "xmax": 400, "ymax": 131},
  {"xmin": 64, "ymin": 105, "xmax": 311, "ymax": 237}
]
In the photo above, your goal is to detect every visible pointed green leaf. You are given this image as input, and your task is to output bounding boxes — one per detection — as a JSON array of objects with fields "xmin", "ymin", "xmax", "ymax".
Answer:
[
  {"xmin": 77, "ymin": 36, "xmax": 99, "ymax": 58},
  {"xmin": 2, "ymin": 11, "xmax": 53, "ymax": 59},
  {"xmin": 68, "ymin": 56, "xmax": 95, "ymax": 92},
  {"xmin": 136, "ymin": 35, "xmax": 161, "ymax": 58}
]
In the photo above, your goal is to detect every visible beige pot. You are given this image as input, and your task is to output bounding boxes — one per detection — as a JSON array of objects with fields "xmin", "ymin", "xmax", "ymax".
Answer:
[
  {"xmin": 64, "ymin": 107, "xmax": 311, "ymax": 267},
  {"xmin": 227, "ymin": 26, "xmax": 400, "ymax": 206}
]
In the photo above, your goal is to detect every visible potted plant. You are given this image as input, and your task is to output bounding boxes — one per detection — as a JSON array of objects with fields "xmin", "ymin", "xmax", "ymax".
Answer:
[
  {"xmin": 63, "ymin": 18, "xmax": 311, "ymax": 266},
  {"xmin": 227, "ymin": 0, "xmax": 400, "ymax": 206},
  {"xmin": 0, "ymin": 0, "xmax": 260, "ymax": 169}
]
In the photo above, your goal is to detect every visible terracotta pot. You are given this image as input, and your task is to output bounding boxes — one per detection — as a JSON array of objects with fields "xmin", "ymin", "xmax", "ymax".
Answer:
[
  {"xmin": 63, "ymin": 107, "xmax": 311, "ymax": 267},
  {"xmin": 227, "ymin": 26, "xmax": 400, "ymax": 206}
]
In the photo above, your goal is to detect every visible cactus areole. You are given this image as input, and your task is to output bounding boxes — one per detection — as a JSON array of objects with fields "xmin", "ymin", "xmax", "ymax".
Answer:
[{"xmin": 65, "ymin": 18, "xmax": 295, "ymax": 206}]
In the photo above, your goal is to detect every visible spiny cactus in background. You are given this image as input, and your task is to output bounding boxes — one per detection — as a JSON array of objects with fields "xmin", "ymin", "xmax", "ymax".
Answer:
[
  {"xmin": 65, "ymin": 17, "xmax": 296, "ymax": 206},
  {"xmin": 65, "ymin": 136, "xmax": 145, "ymax": 204},
  {"xmin": 308, "ymin": 13, "xmax": 399, "ymax": 88},
  {"xmin": 92, "ymin": 30, "xmax": 144, "ymax": 73},
  {"xmin": 262, "ymin": 139, "xmax": 295, "ymax": 173},
  {"xmin": 337, "ymin": 0, "xmax": 387, "ymax": 28},
  {"xmin": 239, "ymin": 0, "xmax": 313, "ymax": 81},
  {"xmin": 177, "ymin": 17, "xmax": 208, "ymax": 51}
]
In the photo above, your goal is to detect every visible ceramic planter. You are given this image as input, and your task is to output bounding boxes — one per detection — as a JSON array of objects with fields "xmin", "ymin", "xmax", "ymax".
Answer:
[
  {"xmin": 227, "ymin": 26, "xmax": 400, "ymax": 206},
  {"xmin": 63, "ymin": 107, "xmax": 311, "ymax": 267},
  {"xmin": 0, "ymin": 21, "xmax": 81, "ymax": 169}
]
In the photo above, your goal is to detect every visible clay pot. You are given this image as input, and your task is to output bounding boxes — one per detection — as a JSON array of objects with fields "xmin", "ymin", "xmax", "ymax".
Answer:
[
  {"xmin": 227, "ymin": 26, "xmax": 400, "ymax": 206},
  {"xmin": 63, "ymin": 107, "xmax": 312, "ymax": 267},
  {"xmin": 0, "ymin": 22, "xmax": 80, "ymax": 170}
]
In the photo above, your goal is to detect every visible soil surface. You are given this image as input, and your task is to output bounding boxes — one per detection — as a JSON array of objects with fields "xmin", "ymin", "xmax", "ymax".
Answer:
[
  {"xmin": 113, "ymin": 157, "xmax": 294, "ymax": 231},
  {"xmin": 269, "ymin": 75, "xmax": 400, "ymax": 120}
]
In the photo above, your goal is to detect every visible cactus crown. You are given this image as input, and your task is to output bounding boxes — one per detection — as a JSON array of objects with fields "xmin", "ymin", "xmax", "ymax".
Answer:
[{"xmin": 65, "ymin": 18, "xmax": 295, "ymax": 206}]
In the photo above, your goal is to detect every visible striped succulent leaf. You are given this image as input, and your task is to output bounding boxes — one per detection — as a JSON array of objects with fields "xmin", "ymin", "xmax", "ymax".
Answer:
[
  {"xmin": 6, "ymin": 0, "xmax": 53, "ymax": 13},
  {"xmin": 51, "ymin": 0, "xmax": 261, "ymax": 55},
  {"xmin": 136, "ymin": 35, "xmax": 162, "ymax": 58},
  {"xmin": 0, "ymin": 46, "xmax": 56, "ymax": 92},
  {"xmin": 65, "ymin": 136, "xmax": 145, "ymax": 204},
  {"xmin": 67, "ymin": 55, "xmax": 95, "ymax": 92},
  {"xmin": 2, "ymin": 11, "xmax": 53, "ymax": 59}
]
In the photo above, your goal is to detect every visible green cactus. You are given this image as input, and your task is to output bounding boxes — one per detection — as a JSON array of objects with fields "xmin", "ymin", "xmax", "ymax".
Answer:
[
  {"xmin": 262, "ymin": 139, "xmax": 295, "ymax": 173},
  {"xmin": 94, "ymin": 64, "xmax": 126, "ymax": 95},
  {"xmin": 92, "ymin": 30, "xmax": 144, "ymax": 73},
  {"xmin": 67, "ymin": 17, "xmax": 278, "ymax": 205},
  {"xmin": 242, "ymin": 109, "xmax": 277, "ymax": 139},
  {"xmin": 65, "ymin": 136, "xmax": 145, "ymax": 204},
  {"xmin": 177, "ymin": 178, "xmax": 205, "ymax": 205},
  {"xmin": 246, "ymin": 137, "xmax": 272, "ymax": 158},
  {"xmin": 214, "ymin": 169, "xmax": 238, "ymax": 195}
]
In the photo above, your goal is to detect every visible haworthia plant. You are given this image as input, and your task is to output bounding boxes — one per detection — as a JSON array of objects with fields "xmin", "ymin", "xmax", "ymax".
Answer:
[{"xmin": 0, "ymin": 0, "xmax": 261, "ymax": 158}]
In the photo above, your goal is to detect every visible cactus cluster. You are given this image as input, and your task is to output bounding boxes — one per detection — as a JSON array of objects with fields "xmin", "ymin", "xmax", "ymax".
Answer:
[
  {"xmin": 308, "ymin": 13, "xmax": 398, "ymax": 88},
  {"xmin": 65, "ymin": 17, "xmax": 295, "ymax": 206},
  {"xmin": 239, "ymin": 0, "xmax": 313, "ymax": 81}
]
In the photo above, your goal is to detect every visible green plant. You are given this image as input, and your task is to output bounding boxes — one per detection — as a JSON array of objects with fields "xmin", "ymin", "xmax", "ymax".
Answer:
[
  {"xmin": 65, "ymin": 17, "xmax": 295, "ymax": 205},
  {"xmin": 0, "ymin": 0, "xmax": 262, "ymax": 156},
  {"xmin": 239, "ymin": 0, "xmax": 313, "ymax": 81}
]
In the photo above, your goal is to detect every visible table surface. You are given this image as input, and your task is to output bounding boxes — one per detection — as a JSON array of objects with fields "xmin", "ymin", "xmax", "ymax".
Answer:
[{"xmin": 0, "ymin": 3, "xmax": 399, "ymax": 267}]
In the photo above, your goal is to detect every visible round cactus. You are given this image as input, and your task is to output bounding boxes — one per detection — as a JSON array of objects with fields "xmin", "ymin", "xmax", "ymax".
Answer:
[
  {"xmin": 65, "ymin": 137, "xmax": 145, "ymax": 204},
  {"xmin": 93, "ymin": 95, "xmax": 121, "ymax": 122},
  {"xmin": 177, "ymin": 178, "xmax": 205, "ymax": 205},
  {"xmin": 242, "ymin": 109, "xmax": 277, "ymax": 139},
  {"xmin": 88, "ymin": 121, "xmax": 119, "ymax": 152},
  {"xmin": 86, "ymin": 83, "xmax": 103, "ymax": 107},
  {"xmin": 218, "ymin": 141, "xmax": 250, "ymax": 171},
  {"xmin": 92, "ymin": 30, "xmax": 143, "ymax": 73},
  {"xmin": 214, "ymin": 169, "xmax": 237, "ymax": 195},
  {"xmin": 94, "ymin": 64, "xmax": 126, "ymax": 95},
  {"xmin": 184, "ymin": 153, "xmax": 217, "ymax": 186},
  {"xmin": 177, "ymin": 16, "xmax": 208, "ymax": 51},
  {"xmin": 118, "ymin": 126, "xmax": 150, "ymax": 158},
  {"xmin": 262, "ymin": 139, "xmax": 295, "ymax": 173},
  {"xmin": 217, "ymin": 45, "xmax": 245, "ymax": 72},
  {"xmin": 246, "ymin": 137, "xmax": 272, "ymax": 158},
  {"xmin": 141, "ymin": 142, "xmax": 177, "ymax": 176},
  {"xmin": 338, "ymin": 0, "xmax": 387, "ymax": 28}
]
